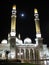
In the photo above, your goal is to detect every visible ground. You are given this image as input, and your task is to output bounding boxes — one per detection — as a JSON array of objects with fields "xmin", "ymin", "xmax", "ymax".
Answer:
[{"xmin": 0, "ymin": 59, "xmax": 36, "ymax": 65}]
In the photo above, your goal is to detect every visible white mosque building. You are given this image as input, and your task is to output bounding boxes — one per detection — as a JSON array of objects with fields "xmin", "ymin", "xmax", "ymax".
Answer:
[{"xmin": 0, "ymin": 5, "xmax": 49, "ymax": 65}]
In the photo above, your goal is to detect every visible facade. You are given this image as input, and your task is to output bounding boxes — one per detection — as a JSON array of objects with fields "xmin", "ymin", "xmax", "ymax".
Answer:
[{"xmin": 0, "ymin": 5, "xmax": 49, "ymax": 65}]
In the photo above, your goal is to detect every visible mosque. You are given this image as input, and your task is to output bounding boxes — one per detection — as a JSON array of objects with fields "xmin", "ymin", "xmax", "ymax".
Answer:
[{"xmin": 0, "ymin": 5, "xmax": 49, "ymax": 65}]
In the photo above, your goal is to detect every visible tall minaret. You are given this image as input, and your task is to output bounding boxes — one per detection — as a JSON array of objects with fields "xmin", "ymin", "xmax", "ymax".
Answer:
[
  {"xmin": 34, "ymin": 9, "xmax": 43, "ymax": 64},
  {"xmin": 34, "ymin": 8, "xmax": 43, "ymax": 47},
  {"xmin": 34, "ymin": 9, "xmax": 41, "ymax": 38},
  {"xmin": 11, "ymin": 5, "xmax": 16, "ymax": 36},
  {"xmin": 10, "ymin": 5, "xmax": 16, "ymax": 59}
]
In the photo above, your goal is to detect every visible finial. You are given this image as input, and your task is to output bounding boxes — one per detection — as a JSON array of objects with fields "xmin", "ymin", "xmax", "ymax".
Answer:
[
  {"xmin": 12, "ymin": 5, "xmax": 16, "ymax": 10},
  {"xmin": 18, "ymin": 34, "xmax": 21, "ymax": 39},
  {"xmin": 34, "ymin": 8, "xmax": 38, "ymax": 14}
]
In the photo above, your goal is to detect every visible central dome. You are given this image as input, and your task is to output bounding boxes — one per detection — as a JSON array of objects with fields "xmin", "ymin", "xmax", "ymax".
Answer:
[{"xmin": 24, "ymin": 37, "xmax": 32, "ymax": 44}]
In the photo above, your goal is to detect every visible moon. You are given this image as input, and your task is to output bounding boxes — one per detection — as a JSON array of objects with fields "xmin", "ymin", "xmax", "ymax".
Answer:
[{"xmin": 21, "ymin": 13, "xmax": 24, "ymax": 17}]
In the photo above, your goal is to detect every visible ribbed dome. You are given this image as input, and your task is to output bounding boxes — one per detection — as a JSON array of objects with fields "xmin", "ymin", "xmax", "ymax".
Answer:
[
  {"xmin": 1, "ymin": 39, "xmax": 7, "ymax": 44},
  {"xmin": 24, "ymin": 38, "xmax": 32, "ymax": 44}
]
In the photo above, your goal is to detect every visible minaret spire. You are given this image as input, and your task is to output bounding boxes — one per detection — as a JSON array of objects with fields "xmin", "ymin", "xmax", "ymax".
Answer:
[
  {"xmin": 34, "ymin": 8, "xmax": 41, "ymax": 38},
  {"xmin": 12, "ymin": 5, "xmax": 16, "ymax": 10}
]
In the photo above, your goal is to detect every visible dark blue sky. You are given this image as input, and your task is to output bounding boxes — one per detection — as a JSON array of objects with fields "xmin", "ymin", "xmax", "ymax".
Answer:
[{"xmin": 0, "ymin": 0, "xmax": 49, "ymax": 46}]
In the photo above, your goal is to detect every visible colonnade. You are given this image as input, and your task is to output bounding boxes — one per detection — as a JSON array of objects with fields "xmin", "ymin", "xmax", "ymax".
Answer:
[{"xmin": 16, "ymin": 47, "xmax": 35, "ymax": 62}]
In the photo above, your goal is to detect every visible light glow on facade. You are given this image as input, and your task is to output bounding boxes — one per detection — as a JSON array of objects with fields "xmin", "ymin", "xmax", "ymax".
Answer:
[
  {"xmin": 10, "ymin": 52, "xmax": 16, "ymax": 59},
  {"xmin": 2, "ymin": 52, "xmax": 5, "ymax": 59},
  {"xmin": 17, "ymin": 52, "xmax": 23, "ymax": 56}
]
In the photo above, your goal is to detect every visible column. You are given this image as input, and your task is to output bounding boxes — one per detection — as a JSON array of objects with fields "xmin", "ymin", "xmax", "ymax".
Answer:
[
  {"xmin": 29, "ymin": 49, "xmax": 30, "ymax": 60},
  {"xmin": 32, "ymin": 49, "xmax": 35, "ymax": 64},
  {"xmin": 33, "ymin": 49, "xmax": 35, "ymax": 60},
  {"xmin": 19, "ymin": 48, "xmax": 21, "ymax": 59},
  {"xmin": 24, "ymin": 48, "xmax": 26, "ymax": 60}
]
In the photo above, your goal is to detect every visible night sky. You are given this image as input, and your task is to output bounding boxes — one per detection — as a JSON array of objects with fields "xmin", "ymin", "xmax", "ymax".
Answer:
[{"xmin": 0, "ymin": 0, "xmax": 49, "ymax": 46}]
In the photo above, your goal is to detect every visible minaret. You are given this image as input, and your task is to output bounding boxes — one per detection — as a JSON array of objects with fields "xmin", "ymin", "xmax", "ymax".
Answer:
[
  {"xmin": 10, "ymin": 5, "xmax": 16, "ymax": 59},
  {"xmin": 34, "ymin": 9, "xmax": 43, "ymax": 64},
  {"xmin": 34, "ymin": 8, "xmax": 43, "ymax": 47},
  {"xmin": 11, "ymin": 5, "xmax": 16, "ymax": 36},
  {"xmin": 34, "ymin": 9, "xmax": 41, "ymax": 38}
]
